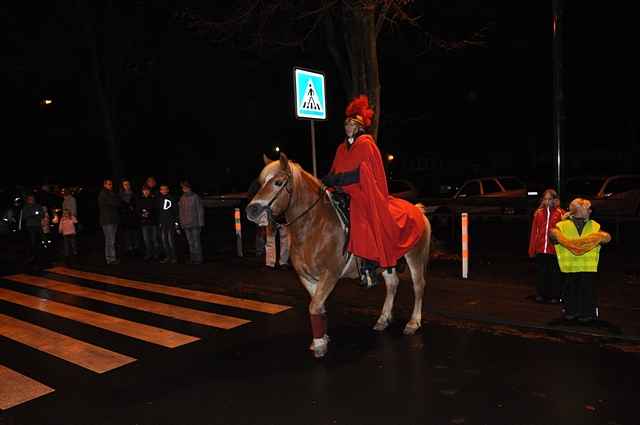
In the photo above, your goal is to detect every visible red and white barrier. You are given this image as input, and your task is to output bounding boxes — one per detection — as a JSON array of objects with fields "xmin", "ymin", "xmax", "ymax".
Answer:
[
  {"xmin": 461, "ymin": 212, "xmax": 468, "ymax": 279},
  {"xmin": 234, "ymin": 208, "xmax": 243, "ymax": 257}
]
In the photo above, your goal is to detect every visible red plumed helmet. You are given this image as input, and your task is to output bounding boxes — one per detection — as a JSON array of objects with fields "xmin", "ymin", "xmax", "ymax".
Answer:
[{"xmin": 345, "ymin": 95, "xmax": 374, "ymax": 128}]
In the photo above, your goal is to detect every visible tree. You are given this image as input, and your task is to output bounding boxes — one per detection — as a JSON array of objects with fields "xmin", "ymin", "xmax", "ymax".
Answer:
[
  {"xmin": 176, "ymin": 1, "xmax": 488, "ymax": 140},
  {"xmin": 76, "ymin": 0, "xmax": 165, "ymax": 181}
]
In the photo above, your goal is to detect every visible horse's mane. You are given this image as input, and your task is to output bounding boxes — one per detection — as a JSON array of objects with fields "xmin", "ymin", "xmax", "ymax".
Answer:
[{"xmin": 289, "ymin": 160, "xmax": 321, "ymax": 190}]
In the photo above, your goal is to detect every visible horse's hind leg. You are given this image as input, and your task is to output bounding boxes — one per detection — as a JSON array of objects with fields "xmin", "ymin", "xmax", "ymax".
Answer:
[
  {"xmin": 373, "ymin": 269, "xmax": 399, "ymax": 331},
  {"xmin": 403, "ymin": 221, "xmax": 431, "ymax": 335}
]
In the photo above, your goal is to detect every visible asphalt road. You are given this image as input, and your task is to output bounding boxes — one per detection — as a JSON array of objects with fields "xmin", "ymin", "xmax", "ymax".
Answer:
[
  {"xmin": 0, "ymin": 264, "xmax": 638, "ymax": 423},
  {"xmin": 1, "ymin": 215, "xmax": 639, "ymax": 425}
]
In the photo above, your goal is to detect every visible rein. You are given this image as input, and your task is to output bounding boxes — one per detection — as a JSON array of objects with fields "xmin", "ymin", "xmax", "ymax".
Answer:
[{"xmin": 265, "ymin": 171, "xmax": 323, "ymax": 230}]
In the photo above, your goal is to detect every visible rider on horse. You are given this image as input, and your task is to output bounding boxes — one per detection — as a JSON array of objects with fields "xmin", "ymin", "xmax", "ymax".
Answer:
[{"xmin": 321, "ymin": 95, "xmax": 426, "ymax": 288}]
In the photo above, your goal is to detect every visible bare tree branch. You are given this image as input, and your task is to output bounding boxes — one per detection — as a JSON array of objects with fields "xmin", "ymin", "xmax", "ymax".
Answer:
[
  {"xmin": 417, "ymin": 22, "xmax": 493, "ymax": 55},
  {"xmin": 375, "ymin": 1, "xmax": 393, "ymax": 36},
  {"xmin": 295, "ymin": 0, "xmax": 339, "ymax": 20}
]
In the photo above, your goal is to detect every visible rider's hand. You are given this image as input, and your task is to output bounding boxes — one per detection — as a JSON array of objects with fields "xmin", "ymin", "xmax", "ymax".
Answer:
[{"xmin": 321, "ymin": 173, "xmax": 337, "ymax": 187}]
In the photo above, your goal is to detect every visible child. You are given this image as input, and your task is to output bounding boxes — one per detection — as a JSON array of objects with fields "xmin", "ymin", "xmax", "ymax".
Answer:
[
  {"xmin": 528, "ymin": 189, "xmax": 564, "ymax": 303},
  {"xmin": 551, "ymin": 198, "xmax": 611, "ymax": 323},
  {"xmin": 58, "ymin": 208, "xmax": 78, "ymax": 264}
]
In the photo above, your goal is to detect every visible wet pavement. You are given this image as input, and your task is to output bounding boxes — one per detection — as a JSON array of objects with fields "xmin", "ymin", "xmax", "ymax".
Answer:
[{"xmin": 1, "ymin": 221, "xmax": 639, "ymax": 424}]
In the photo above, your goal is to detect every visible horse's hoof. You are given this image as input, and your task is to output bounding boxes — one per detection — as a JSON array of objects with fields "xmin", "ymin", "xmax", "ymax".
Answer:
[
  {"xmin": 313, "ymin": 347, "xmax": 327, "ymax": 358},
  {"xmin": 310, "ymin": 335, "xmax": 330, "ymax": 354},
  {"xmin": 373, "ymin": 318, "xmax": 391, "ymax": 331},
  {"xmin": 312, "ymin": 342, "xmax": 328, "ymax": 358},
  {"xmin": 403, "ymin": 323, "xmax": 421, "ymax": 335}
]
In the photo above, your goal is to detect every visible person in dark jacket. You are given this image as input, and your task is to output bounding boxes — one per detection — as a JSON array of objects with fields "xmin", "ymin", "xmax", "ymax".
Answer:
[
  {"xmin": 156, "ymin": 184, "xmax": 179, "ymax": 263},
  {"xmin": 145, "ymin": 176, "xmax": 159, "ymax": 196},
  {"xmin": 98, "ymin": 179, "xmax": 121, "ymax": 264},
  {"xmin": 179, "ymin": 180, "xmax": 205, "ymax": 264},
  {"xmin": 119, "ymin": 179, "xmax": 139, "ymax": 256},
  {"xmin": 137, "ymin": 185, "xmax": 160, "ymax": 261},
  {"xmin": 21, "ymin": 194, "xmax": 46, "ymax": 263}
]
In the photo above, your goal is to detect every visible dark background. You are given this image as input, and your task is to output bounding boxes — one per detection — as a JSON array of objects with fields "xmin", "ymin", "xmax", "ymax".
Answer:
[{"xmin": 2, "ymin": 1, "xmax": 639, "ymax": 195}]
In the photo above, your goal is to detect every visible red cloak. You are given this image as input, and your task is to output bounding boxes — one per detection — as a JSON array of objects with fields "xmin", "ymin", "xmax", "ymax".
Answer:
[{"xmin": 330, "ymin": 134, "xmax": 426, "ymax": 268}]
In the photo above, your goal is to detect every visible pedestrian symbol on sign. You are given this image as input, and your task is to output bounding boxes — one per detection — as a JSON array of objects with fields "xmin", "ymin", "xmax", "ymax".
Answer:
[
  {"xmin": 294, "ymin": 67, "xmax": 326, "ymax": 120},
  {"xmin": 301, "ymin": 80, "xmax": 323, "ymax": 112}
]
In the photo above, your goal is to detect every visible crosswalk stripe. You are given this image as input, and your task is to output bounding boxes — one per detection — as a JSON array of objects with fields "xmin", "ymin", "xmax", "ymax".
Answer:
[
  {"xmin": 0, "ymin": 364, "xmax": 54, "ymax": 410},
  {"xmin": 47, "ymin": 266, "xmax": 291, "ymax": 314},
  {"xmin": 0, "ymin": 288, "xmax": 199, "ymax": 348},
  {"xmin": 4, "ymin": 274, "xmax": 250, "ymax": 330},
  {"xmin": 0, "ymin": 314, "xmax": 136, "ymax": 374}
]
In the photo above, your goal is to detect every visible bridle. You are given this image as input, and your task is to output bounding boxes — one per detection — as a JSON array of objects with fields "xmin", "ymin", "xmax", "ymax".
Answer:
[{"xmin": 263, "ymin": 170, "xmax": 322, "ymax": 229}]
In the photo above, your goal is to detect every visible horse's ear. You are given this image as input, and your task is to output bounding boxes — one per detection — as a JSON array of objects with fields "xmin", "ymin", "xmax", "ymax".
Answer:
[
  {"xmin": 279, "ymin": 152, "xmax": 289, "ymax": 171},
  {"xmin": 263, "ymin": 154, "xmax": 273, "ymax": 165}
]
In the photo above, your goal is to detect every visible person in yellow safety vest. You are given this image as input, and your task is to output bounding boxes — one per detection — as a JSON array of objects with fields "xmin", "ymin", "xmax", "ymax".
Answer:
[{"xmin": 551, "ymin": 198, "xmax": 611, "ymax": 323}]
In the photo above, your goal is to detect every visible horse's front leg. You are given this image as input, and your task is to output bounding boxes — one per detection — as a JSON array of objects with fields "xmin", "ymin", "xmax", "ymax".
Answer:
[
  {"xmin": 308, "ymin": 271, "xmax": 339, "ymax": 358},
  {"xmin": 298, "ymin": 274, "xmax": 328, "ymax": 352},
  {"xmin": 373, "ymin": 269, "xmax": 399, "ymax": 331}
]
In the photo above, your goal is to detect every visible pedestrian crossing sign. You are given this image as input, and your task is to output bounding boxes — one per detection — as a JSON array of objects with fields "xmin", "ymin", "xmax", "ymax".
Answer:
[{"xmin": 294, "ymin": 67, "xmax": 327, "ymax": 120}]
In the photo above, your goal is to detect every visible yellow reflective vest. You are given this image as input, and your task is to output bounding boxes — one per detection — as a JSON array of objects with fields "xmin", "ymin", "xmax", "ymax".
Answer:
[{"xmin": 555, "ymin": 219, "xmax": 601, "ymax": 273}]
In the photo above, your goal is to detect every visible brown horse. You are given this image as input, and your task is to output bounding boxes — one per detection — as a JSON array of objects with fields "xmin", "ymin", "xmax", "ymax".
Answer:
[{"xmin": 246, "ymin": 153, "xmax": 431, "ymax": 358}]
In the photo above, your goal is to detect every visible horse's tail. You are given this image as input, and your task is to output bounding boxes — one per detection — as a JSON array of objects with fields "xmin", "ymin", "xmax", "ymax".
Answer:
[
  {"xmin": 414, "ymin": 202, "xmax": 427, "ymax": 216},
  {"xmin": 414, "ymin": 202, "xmax": 432, "ymax": 266}
]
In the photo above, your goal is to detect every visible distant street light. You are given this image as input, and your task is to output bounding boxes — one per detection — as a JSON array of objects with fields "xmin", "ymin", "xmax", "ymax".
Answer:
[
  {"xmin": 387, "ymin": 154, "xmax": 394, "ymax": 161},
  {"xmin": 274, "ymin": 146, "xmax": 280, "ymax": 153},
  {"xmin": 40, "ymin": 99, "xmax": 53, "ymax": 106}
]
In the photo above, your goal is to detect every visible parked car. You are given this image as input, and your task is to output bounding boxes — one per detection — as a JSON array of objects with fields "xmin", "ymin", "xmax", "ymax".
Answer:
[
  {"xmin": 423, "ymin": 176, "xmax": 529, "ymax": 215},
  {"xmin": 452, "ymin": 176, "xmax": 527, "ymax": 199},
  {"xmin": 566, "ymin": 174, "xmax": 640, "ymax": 217},
  {"xmin": 202, "ymin": 192, "xmax": 249, "ymax": 209}
]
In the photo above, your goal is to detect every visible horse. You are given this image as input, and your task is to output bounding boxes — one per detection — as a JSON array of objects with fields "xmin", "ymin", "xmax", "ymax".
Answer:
[{"xmin": 245, "ymin": 153, "xmax": 431, "ymax": 358}]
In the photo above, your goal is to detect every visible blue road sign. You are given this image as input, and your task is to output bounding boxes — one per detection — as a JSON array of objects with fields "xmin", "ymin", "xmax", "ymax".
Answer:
[{"xmin": 294, "ymin": 68, "xmax": 327, "ymax": 120}]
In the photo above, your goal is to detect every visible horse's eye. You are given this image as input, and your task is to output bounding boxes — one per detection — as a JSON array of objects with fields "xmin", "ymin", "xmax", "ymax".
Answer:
[{"xmin": 274, "ymin": 180, "xmax": 284, "ymax": 187}]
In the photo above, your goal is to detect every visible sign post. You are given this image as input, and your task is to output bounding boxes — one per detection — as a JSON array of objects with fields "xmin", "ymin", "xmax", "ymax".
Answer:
[{"xmin": 293, "ymin": 67, "xmax": 327, "ymax": 177}]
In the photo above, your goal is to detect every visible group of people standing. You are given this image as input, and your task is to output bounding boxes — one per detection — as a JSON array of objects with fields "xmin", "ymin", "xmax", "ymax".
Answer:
[
  {"xmin": 528, "ymin": 189, "xmax": 611, "ymax": 323},
  {"xmin": 21, "ymin": 187, "xmax": 79, "ymax": 265},
  {"xmin": 98, "ymin": 176, "xmax": 205, "ymax": 265}
]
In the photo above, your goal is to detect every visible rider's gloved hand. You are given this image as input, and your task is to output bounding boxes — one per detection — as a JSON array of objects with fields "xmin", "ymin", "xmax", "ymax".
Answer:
[{"xmin": 321, "ymin": 173, "xmax": 338, "ymax": 187}]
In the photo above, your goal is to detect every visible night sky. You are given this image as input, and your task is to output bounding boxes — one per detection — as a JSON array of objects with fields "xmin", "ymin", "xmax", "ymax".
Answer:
[{"xmin": 3, "ymin": 1, "xmax": 638, "ymax": 194}]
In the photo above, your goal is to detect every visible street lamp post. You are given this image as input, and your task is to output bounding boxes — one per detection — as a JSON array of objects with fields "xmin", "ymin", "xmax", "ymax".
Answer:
[{"xmin": 552, "ymin": 0, "xmax": 565, "ymax": 196}]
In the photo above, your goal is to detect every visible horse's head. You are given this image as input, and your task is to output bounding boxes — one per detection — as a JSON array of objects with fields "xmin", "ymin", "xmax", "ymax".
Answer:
[{"xmin": 246, "ymin": 152, "xmax": 293, "ymax": 226}]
